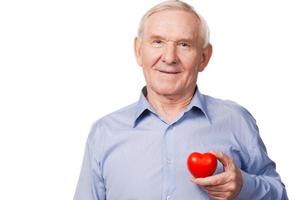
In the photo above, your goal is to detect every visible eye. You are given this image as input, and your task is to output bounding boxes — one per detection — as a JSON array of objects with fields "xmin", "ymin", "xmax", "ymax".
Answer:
[
  {"xmin": 151, "ymin": 39, "xmax": 164, "ymax": 48},
  {"xmin": 178, "ymin": 42, "xmax": 190, "ymax": 48}
]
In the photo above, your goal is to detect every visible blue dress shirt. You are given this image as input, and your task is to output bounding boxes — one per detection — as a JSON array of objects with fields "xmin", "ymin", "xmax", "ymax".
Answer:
[{"xmin": 74, "ymin": 87, "xmax": 288, "ymax": 200}]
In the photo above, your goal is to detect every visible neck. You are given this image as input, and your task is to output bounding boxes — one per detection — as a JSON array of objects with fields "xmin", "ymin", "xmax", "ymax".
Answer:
[{"xmin": 146, "ymin": 86, "xmax": 196, "ymax": 123}]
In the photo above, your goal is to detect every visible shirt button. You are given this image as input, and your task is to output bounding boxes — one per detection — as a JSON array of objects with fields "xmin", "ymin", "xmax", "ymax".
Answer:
[
  {"xmin": 167, "ymin": 195, "xmax": 172, "ymax": 200},
  {"xmin": 167, "ymin": 158, "xmax": 172, "ymax": 164}
]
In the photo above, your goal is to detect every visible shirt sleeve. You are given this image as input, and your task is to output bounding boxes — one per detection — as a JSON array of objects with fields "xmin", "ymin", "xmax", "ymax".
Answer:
[
  {"xmin": 236, "ymin": 109, "xmax": 288, "ymax": 199},
  {"xmin": 73, "ymin": 123, "xmax": 106, "ymax": 200}
]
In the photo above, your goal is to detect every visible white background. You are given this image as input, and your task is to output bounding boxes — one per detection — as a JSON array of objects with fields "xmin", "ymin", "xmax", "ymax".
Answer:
[{"xmin": 0, "ymin": 0, "xmax": 300, "ymax": 199}]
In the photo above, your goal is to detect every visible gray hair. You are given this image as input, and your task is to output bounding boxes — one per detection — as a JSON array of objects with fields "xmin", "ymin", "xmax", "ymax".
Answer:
[{"xmin": 137, "ymin": 0, "xmax": 210, "ymax": 48}]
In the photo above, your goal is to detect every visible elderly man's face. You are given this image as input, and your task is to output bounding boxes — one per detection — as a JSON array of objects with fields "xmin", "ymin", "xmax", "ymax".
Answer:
[{"xmin": 135, "ymin": 10, "xmax": 212, "ymax": 97}]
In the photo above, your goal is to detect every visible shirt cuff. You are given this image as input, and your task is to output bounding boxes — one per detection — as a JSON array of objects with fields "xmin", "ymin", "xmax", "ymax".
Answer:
[{"xmin": 236, "ymin": 170, "xmax": 255, "ymax": 200}]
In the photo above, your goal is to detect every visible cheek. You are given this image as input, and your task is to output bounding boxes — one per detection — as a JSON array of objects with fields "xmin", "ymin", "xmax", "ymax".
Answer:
[
  {"xmin": 141, "ymin": 48, "xmax": 162, "ymax": 67},
  {"xmin": 181, "ymin": 55, "xmax": 199, "ymax": 73}
]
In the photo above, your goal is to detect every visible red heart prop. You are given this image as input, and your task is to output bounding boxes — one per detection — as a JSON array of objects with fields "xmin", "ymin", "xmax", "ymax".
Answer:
[{"xmin": 187, "ymin": 152, "xmax": 217, "ymax": 178}]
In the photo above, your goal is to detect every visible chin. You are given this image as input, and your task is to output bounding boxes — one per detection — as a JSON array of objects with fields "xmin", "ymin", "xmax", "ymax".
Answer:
[{"xmin": 151, "ymin": 84, "xmax": 181, "ymax": 96}]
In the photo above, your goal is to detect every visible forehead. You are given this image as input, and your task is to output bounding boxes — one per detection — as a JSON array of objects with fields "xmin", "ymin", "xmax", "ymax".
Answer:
[{"xmin": 143, "ymin": 9, "xmax": 200, "ymax": 40}]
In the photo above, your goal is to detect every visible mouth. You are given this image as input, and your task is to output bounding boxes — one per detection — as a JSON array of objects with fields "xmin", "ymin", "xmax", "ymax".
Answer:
[{"xmin": 158, "ymin": 70, "xmax": 180, "ymax": 74}]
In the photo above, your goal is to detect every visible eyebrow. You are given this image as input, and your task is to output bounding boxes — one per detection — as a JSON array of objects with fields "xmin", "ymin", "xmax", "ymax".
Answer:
[{"xmin": 148, "ymin": 35, "xmax": 193, "ymax": 43}]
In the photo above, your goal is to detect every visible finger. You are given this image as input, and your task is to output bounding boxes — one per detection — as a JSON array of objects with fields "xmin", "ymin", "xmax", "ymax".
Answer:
[
  {"xmin": 210, "ymin": 151, "xmax": 234, "ymax": 171},
  {"xmin": 204, "ymin": 173, "xmax": 243, "ymax": 200},
  {"xmin": 209, "ymin": 197, "xmax": 224, "ymax": 200},
  {"xmin": 202, "ymin": 186, "xmax": 229, "ymax": 200},
  {"xmin": 204, "ymin": 180, "xmax": 231, "ymax": 192},
  {"xmin": 192, "ymin": 172, "xmax": 228, "ymax": 186},
  {"xmin": 207, "ymin": 191, "xmax": 232, "ymax": 200}
]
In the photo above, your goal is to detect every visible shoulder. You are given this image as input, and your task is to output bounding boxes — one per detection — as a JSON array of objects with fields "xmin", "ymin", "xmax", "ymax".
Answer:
[
  {"xmin": 203, "ymin": 95, "xmax": 259, "ymax": 138},
  {"xmin": 102, "ymin": 101, "xmax": 138, "ymax": 124},
  {"xmin": 204, "ymin": 95, "xmax": 256, "ymax": 124},
  {"xmin": 88, "ymin": 102, "xmax": 138, "ymax": 138},
  {"xmin": 204, "ymin": 95, "xmax": 261, "ymax": 153}
]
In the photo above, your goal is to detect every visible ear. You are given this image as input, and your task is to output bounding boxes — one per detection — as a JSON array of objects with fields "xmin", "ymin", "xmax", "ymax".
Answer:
[
  {"xmin": 134, "ymin": 37, "xmax": 143, "ymax": 66},
  {"xmin": 198, "ymin": 44, "xmax": 213, "ymax": 72}
]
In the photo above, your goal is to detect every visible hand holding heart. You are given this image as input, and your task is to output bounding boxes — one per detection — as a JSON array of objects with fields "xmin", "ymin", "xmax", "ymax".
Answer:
[{"xmin": 191, "ymin": 151, "xmax": 243, "ymax": 200}]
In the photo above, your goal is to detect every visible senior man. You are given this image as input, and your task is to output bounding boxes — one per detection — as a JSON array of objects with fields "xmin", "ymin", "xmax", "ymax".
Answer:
[{"xmin": 74, "ymin": 1, "xmax": 288, "ymax": 199}]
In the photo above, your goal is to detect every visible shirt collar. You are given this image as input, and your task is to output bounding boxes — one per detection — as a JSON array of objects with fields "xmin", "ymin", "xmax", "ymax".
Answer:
[
  {"xmin": 132, "ymin": 87, "xmax": 154, "ymax": 127},
  {"xmin": 185, "ymin": 87, "xmax": 211, "ymax": 123},
  {"xmin": 132, "ymin": 86, "xmax": 211, "ymax": 127}
]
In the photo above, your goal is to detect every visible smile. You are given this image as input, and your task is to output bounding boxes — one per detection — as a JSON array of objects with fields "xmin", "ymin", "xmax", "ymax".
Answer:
[{"xmin": 158, "ymin": 70, "xmax": 180, "ymax": 74}]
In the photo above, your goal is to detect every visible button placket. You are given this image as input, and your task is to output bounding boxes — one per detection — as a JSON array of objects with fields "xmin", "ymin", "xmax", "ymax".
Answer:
[{"xmin": 163, "ymin": 125, "xmax": 176, "ymax": 200}]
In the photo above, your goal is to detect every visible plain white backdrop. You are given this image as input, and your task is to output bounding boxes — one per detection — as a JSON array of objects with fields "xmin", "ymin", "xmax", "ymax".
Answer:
[{"xmin": 0, "ymin": 0, "xmax": 300, "ymax": 199}]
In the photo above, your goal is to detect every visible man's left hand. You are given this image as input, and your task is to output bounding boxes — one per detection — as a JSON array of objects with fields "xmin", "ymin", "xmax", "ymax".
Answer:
[{"xmin": 192, "ymin": 151, "xmax": 243, "ymax": 200}]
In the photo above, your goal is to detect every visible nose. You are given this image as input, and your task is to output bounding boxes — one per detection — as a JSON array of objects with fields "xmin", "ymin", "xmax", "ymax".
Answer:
[{"xmin": 162, "ymin": 42, "xmax": 178, "ymax": 65}]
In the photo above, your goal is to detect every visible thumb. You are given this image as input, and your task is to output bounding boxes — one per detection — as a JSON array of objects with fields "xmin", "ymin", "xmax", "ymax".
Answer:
[{"xmin": 209, "ymin": 151, "xmax": 233, "ymax": 171}]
